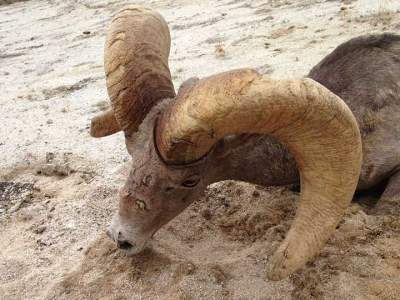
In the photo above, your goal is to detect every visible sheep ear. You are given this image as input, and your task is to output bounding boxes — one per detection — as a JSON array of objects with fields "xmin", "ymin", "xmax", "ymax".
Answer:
[{"xmin": 90, "ymin": 109, "xmax": 121, "ymax": 137}]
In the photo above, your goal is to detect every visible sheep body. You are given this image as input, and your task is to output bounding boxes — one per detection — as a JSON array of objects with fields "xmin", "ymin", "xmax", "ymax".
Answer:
[{"xmin": 310, "ymin": 34, "xmax": 400, "ymax": 192}]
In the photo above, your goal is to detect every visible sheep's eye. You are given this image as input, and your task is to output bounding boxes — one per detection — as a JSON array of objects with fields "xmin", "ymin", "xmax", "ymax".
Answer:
[{"xmin": 182, "ymin": 177, "xmax": 200, "ymax": 188}]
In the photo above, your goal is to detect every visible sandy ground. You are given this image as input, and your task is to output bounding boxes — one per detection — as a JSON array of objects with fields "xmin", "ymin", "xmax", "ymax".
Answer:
[{"xmin": 1, "ymin": 0, "xmax": 400, "ymax": 299}]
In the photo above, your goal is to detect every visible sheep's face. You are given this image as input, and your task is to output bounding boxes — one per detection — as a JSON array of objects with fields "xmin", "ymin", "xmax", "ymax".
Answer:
[{"xmin": 107, "ymin": 107, "xmax": 209, "ymax": 254}]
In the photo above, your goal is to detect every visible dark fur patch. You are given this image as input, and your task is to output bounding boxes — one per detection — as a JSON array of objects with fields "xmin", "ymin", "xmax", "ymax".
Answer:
[{"xmin": 308, "ymin": 34, "xmax": 400, "ymax": 136}]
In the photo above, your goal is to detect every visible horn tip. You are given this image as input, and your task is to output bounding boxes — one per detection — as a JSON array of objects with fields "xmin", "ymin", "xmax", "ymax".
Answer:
[
  {"xmin": 90, "ymin": 110, "xmax": 121, "ymax": 138},
  {"xmin": 90, "ymin": 118, "xmax": 108, "ymax": 138},
  {"xmin": 265, "ymin": 249, "xmax": 295, "ymax": 281}
]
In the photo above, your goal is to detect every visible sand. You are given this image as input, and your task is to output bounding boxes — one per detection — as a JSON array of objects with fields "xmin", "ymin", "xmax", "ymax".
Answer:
[{"xmin": 1, "ymin": 0, "xmax": 400, "ymax": 299}]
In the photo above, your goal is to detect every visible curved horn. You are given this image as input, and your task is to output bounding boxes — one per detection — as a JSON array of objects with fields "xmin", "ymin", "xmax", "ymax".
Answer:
[
  {"xmin": 90, "ymin": 5, "xmax": 175, "ymax": 137},
  {"xmin": 90, "ymin": 109, "xmax": 120, "ymax": 137},
  {"xmin": 156, "ymin": 69, "xmax": 362, "ymax": 280}
]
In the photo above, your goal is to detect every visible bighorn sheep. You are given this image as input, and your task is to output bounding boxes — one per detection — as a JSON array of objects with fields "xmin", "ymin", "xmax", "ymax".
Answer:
[{"xmin": 90, "ymin": 6, "xmax": 400, "ymax": 280}]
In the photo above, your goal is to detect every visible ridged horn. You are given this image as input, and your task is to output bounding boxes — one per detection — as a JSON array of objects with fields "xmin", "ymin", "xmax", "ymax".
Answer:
[
  {"xmin": 156, "ymin": 69, "xmax": 362, "ymax": 280},
  {"xmin": 90, "ymin": 5, "xmax": 175, "ymax": 138}
]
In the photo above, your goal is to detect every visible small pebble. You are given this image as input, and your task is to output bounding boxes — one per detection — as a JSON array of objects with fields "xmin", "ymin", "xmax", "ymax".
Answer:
[{"xmin": 34, "ymin": 225, "xmax": 47, "ymax": 234}]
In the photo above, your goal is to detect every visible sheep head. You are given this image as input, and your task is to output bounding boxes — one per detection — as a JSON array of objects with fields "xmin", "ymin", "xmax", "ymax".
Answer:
[
  {"xmin": 105, "ymin": 97, "xmax": 211, "ymax": 255},
  {"xmin": 91, "ymin": 6, "xmax": 362, "ymax": 280}
]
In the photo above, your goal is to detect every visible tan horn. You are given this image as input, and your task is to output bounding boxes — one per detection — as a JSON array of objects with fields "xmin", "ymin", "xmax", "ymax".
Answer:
[
  {"xmin": 156, "ymin": 68, "xmax": 362, "ymax": 280},
  {"xmin": 90, "ymin": 5, "xmax": 175, "ymax": 138},
  {"xmin": 90, "ymin": 109, "xmax": 120, "ymax": 137}
]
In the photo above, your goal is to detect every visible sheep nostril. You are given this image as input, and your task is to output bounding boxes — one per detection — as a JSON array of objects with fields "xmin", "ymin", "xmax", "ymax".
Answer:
[{"xmin": 117, "ymin": 240, "xmax": 134, "ymax": 250}]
